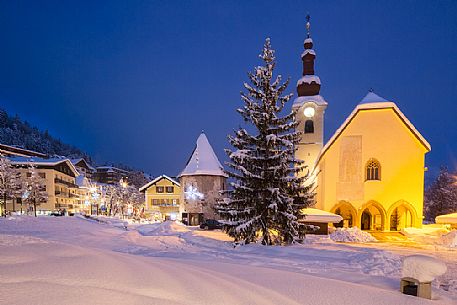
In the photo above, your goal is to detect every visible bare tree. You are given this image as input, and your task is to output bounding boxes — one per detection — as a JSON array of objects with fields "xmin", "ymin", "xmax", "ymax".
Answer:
[
  {"xmin": 0, "ymin": 155, "xmax": 21, "ymax": 216},
  {"xmin": 23, "ymin": 162, "xmax": 48, "ymax": 217}
]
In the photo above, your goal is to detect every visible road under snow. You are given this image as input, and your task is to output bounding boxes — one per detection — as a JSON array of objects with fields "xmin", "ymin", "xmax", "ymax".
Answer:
[{"xmin": 0, "ymin": 216, "xmax": 455, "ymax": 305}]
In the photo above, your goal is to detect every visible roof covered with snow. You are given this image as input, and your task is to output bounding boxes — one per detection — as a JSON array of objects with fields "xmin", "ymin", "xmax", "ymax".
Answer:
[
  {"xmin": 139, "ymin": 174, "xmax": 180, "ymax": 192},
  {"xmin": 359, "ymin": 91, "xmax": 389, "ymax": 104},
  {"xmin": 179, "ymin": 133, "xmax": 227, "ymax": 178},
  {"xmin": 71, "ymin": 158, "xmax": 95, "ymax": 171},
  {"xmin": 300, "ymin": 208, "xmax": 343, "ymax": 223},
  {"xmin": 435, "ymin": 212, "xmax": 457, "ymax": 224},
  {"xmin": 292, "ymin": 95, "xmax": 328, "ymax": 108},
  {"xmin": 8, "ymin": 156, "xmax": 79, "ymax": 176},
  {"xmin": 315, "ymin": 91, "xmax": 431, "ymax": 168},
  {"xmin": 297, "ymin": 75, "xmax": 320, "ymax": 86}
]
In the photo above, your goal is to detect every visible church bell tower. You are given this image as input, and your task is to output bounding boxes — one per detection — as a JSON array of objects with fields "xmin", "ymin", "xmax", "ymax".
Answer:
[{"xmin": 293, "ymin": 15, "xmax": 328, "ymax": 176}]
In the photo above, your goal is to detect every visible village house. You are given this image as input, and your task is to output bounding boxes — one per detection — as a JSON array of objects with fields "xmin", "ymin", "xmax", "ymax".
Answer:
[{"xmin": 139, "ymin": 175, "xmax": 181, "ymax": 221}]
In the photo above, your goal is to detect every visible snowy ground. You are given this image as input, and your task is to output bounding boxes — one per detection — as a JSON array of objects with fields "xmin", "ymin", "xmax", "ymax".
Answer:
[{"xmin": 0, "ymin": 216, "xmax": 456, "ymax": 305}]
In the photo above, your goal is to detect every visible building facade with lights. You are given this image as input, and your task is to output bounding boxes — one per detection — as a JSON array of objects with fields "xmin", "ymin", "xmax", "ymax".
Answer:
[
  {"xmin": 139, "ymin": 175, "xmax": 181, "ymax": 221},
  {"xmin": 294, "ymin": 17, "xmax": 430, "ymax": 231},
  {"xmin": 178, "ymin": 133, "xmax": 227, "ymax": 226},
  {"xmin": 8, "ymin": 157, "xmax": 80, "ymax": 215}
]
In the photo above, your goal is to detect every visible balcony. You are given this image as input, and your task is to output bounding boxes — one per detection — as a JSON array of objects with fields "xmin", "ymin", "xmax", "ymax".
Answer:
[
  {"xmin": 55, "ymin": 191, "xmax": 69, "ymax": 198},
  {"xmin": 54, "ymin": 177, "xmax": 78, "ymax": 188}
]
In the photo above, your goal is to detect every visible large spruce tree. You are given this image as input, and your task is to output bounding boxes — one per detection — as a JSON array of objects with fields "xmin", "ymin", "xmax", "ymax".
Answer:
[{"xmin": 217, "ymin": 38, "xmax": 313, "ymax": 245}]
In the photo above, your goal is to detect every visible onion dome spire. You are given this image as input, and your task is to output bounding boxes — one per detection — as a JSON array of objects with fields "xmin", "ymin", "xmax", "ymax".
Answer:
[{"xmin": 297, "ymin": 14, "xmax": 321, "ymax": 97}]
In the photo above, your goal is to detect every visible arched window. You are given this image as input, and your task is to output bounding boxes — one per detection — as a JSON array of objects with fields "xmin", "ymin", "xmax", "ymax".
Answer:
[
  {"xmin": 366, "ymin": 158, "xmax": 381, "ymax": 181},
  {"xmin": 304, "ymin": 120, "xmax": 314, "ymax": 133}
]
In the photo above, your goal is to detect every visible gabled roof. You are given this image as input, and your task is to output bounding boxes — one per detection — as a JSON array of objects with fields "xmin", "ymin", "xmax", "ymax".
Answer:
[
  {"xmin": 71, "ymin": 158, "xmax": 95, "ymax": 171},
  {"xmin": 179, "ymin": 133, "xmax": 227, "ymax": 178},
  {"xmin": 9, "ymin": 156, "xmax": 80, "ymax": 177},
  {"xmin": 0, "ymin": 143, "xmax": 47, "ymax": 158},
  {"xmin": 315, "ymin": 91, "xmax": 431, "ymax": 167},
  {"xmin": 359, "ymin": 91, "xmax": 388, "ymax": 104},
  {"xmin": 139, "ymin": 174, "xmax": 180, "ymax": 192}
]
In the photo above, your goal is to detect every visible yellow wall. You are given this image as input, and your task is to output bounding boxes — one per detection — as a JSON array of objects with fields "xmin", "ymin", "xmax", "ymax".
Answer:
[
  {"xmin": 316, "ymin": 108, "xmax": 428, "ymax": 230},
  {"xmin": 10, "ymin": 167, "xmax": 77, "ymax": 214},
  {"xmin": 143, "ymin": 177, "xmax": 181, "ymax": 219}
]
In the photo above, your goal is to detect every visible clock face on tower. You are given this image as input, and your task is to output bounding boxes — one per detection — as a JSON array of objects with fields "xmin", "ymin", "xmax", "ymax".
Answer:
[{"xmin": 304, "ymin": 106, "xmax": 315, "ymax": 118}]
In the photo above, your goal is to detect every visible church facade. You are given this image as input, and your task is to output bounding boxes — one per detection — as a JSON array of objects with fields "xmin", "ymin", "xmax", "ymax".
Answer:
[{"xmin": 294, "ymin": 17, "xmax": 430, "ymax": 231}]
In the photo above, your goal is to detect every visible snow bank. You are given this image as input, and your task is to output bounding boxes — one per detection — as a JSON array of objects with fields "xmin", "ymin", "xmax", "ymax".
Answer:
[
  {"xmin": 402, "ymin": 255, "xmax": 447, "ymax": 282},
  {"xmin": 439, "ymin": 231, "xmax": 457, "ymax": 248},
  {"xmin": 330, "ymin": 227, "xmax": 377, "ymax": 243},
  {"xmin": 137, "ymin": 221, "xmax": 189, "ymax": 236},
  {"xmin": 403, "ymin": 226, "xmax": 456, "ymax": 248}
]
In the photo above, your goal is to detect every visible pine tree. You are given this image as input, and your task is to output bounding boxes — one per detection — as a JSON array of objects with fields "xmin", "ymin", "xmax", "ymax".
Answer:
[
  {"xmin": 217, "ymin": 38, "xmax": 313, "ymax": 246},
  {"xmin": 424, "ymin": 167, "xmax": 457, "ymax": 221},
  {"xmin": 0, "ymin": 155, "xmax": 21, "ymax": 216},
  {"xmin": 23, "ymin": 162, "xmax": 48, "ymax": 217}
]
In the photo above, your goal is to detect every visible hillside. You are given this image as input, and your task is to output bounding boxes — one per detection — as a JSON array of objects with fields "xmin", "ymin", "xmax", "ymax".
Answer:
[{"xmin": 0, "ymin": 108, "xmax": 91, "ymax": 161}]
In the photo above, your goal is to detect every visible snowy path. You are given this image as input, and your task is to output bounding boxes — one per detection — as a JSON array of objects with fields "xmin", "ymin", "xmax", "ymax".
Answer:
[{"xmin": 0, "ymin": 216, "xmax": 455, "ymax": 305}]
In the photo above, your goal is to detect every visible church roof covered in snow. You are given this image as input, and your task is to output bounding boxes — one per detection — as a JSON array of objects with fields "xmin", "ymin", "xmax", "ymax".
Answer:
[
  {"xmin": 179, "ymin": 133, "xmax": 227, "ymax": 178},
  {"xmin": 359, "ymin": 91, "xmax": 389, "ymax": 104},
  {"xmin": 315, "ymin": 91, "xmax": 431, "ymax": 168}
]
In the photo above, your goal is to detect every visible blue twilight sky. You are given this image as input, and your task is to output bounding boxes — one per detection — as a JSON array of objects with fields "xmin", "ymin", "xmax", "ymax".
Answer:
[{"xmin": 0, "ymin": 1, "xmax": 456, "ymax": 179}]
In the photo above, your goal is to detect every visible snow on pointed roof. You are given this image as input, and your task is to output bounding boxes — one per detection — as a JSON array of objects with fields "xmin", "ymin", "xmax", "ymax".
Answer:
[
  {"xmin": 179, "ymin": 133, "xmax": 227, "ymax": 178},
  {"xmin": 314, "ymin": 91, "xmax": 431, "ymax": 169},
  {"xmin": 359, "ymin": 90, "xmax": 389, "ymax": 104}
]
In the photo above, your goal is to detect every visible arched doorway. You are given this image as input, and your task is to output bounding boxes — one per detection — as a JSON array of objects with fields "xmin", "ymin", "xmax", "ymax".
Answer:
[
  {"xmin": 361, "ymin": 209, "xmax": 371, "ymax": 230},
  {"xmin": 331, "ymin": 202, "xmax": 357, "ymax": 228},
  {"xmin": 359, "ymin": 201, "xmax": 386, "ymax": 231},
  {"xmin": 387, "ymin": 201, "xmax": 418, "ymax": 231}
]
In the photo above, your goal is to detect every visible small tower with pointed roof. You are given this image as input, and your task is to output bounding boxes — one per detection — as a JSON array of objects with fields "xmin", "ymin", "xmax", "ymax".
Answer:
[
  {"xmin": 178, "ymin": 132, "xmax": 227, "ymax": 225},
  {"xmin": 293, "ymin": 15, "xmax": 328, "ymax": 175}
]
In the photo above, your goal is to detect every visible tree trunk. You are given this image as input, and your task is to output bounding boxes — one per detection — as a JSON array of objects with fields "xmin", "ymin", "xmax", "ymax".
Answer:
[
  {"xmin": 33, "ymin": 198, "xmax": 37, "ymax": 217},
  {"xmin": 12, "ymin": 197, "xmax": 15, "ymax": 213}
]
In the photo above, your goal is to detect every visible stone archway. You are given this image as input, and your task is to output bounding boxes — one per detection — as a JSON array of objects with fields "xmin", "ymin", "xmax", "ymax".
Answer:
[
  {"xmin": 387, "ymin": 200, "xmax": 419, "ymax": 231},
  {"xmin": 331, "ymin": 201, "xmax": 358, "ymax": 228},
  {"xmin": 359, "ymin": 201, "xmax": 387, "ymax": 231}
]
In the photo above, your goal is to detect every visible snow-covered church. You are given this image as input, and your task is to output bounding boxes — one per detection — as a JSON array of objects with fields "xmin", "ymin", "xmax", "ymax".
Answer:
[{"xmin": 295, "ymin": 18, "xmax": 430, "ymax": 231}]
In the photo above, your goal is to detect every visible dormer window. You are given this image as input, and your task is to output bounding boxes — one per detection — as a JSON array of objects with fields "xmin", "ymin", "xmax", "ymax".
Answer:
[
  {"xmin": 366, "ymin": 158, "xmax": 381, "ymax": 181},
  {"xmin": 304, "ymin": 120, "xmax": 314, "ymax": 133}
]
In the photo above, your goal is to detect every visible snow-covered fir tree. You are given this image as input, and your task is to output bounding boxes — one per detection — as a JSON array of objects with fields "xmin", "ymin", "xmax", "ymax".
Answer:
[
  {"xmin": 0, "ymin": 155, "xmax": 21, "ymax": 216},
  {"xmin": 23, "ymin": 162, "xmax": 48, "ymax": 217},
  {"xmin": 217, "ymin": 38, "xmax": 313, "ymax": 245},
  {"xmin": 424, "ymin": 167, "xmax": 457, "ymax": 221}
]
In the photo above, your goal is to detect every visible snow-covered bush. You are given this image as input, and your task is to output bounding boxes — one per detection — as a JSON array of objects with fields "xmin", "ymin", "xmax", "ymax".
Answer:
[{"xmin": 330, "ymin": 227, "xmax": 377, "ymax": 243}]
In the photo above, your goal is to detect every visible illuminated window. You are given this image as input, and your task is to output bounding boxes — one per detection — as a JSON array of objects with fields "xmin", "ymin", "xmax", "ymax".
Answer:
[
  {"xmin": 366, "ymin": 158, "xmax": 381, "ymax": 181},
  {"xmin": 304, "ymin": 120, "xmax": 314, "ymax": 133}
]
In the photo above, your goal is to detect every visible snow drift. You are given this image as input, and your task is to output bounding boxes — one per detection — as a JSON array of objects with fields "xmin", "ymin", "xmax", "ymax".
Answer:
[{"xmin": 330, "ymin": 227, "xmax": 377, "ymax": 243}]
